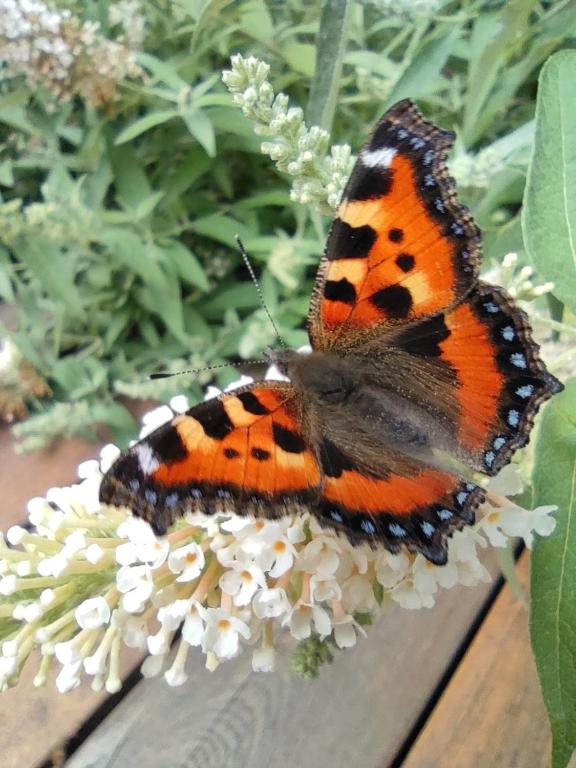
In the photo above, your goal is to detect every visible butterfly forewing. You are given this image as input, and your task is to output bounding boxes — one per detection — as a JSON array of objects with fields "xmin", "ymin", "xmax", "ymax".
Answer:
[
  {"xmin": 100, "ymin": 383, "xmax": 321, "ymax": 535},
  {"xmin": 308, "ymin": 99, "xmax": 481, "ymax": 350}
]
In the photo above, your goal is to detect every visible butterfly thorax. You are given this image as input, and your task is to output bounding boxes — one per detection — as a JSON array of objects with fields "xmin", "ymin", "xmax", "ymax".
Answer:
[{"xmin": 272, "ymin": 348, "xmax": 358, "ymax": 406}]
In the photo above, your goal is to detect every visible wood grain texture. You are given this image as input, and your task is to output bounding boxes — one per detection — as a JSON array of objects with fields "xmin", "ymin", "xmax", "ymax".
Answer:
[
  {"xmin": 65, "ymin": 576, "xmax": 497, "ymax": 768},
  {"xmin": 0, "ymin": 430, "xmax": 125, "ymax": 768},
  {"xmin": 0, "ymin": 426, "xmax": 96, "ymax": 528},
  {"xmin": 403, "ymin": 554, "xmax": 551, "ymax": 768}
]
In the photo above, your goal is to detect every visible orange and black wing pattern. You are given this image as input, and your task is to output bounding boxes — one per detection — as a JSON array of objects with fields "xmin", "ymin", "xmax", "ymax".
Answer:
[
  {"xmin": 309, "ymin": 99, "xmax": 481, "ymax": 350},
  {"xmin": 315, "ymin": 437, "xmax": 484, "ymax": 564},
  {"xmin": 99, "ymin": 383, "xmax": 321, "ymax": 534},
  {"xmin": 392, "ymin": 282, "xmax": 562, "ymax": 477}
]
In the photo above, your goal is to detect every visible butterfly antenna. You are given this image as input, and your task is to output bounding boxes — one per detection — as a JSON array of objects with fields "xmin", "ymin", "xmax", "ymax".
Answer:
[
  {"xmin": 235, "ymin": 235, "xmax": 287, "ymax": 348},
  {"xmin": 150, "ymin": 359, "xmax": 266, "ymax": 380}
]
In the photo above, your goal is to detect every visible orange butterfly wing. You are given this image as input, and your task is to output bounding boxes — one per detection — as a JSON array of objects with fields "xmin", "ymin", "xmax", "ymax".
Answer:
[
  {"xmin": 309, "ymin": 99, "xmax": 481, "ymax": 350},
  {"xmin": 392, "ymin": 281, "xmax": 562, "ymax": 476},
  {"xmin": 315, "ymin": 436, "xmax": 484, "ymax": 564},
  {"xmin": 99, "ymin": 383, "xmax": 321, "ymax": 534}
]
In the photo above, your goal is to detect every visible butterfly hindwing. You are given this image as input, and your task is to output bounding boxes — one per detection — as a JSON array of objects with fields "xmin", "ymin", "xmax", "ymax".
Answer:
[
  {"xmin": 309, "ymin": 99, "xmax": 481, "ymax": 350},
  {"xmin": 437, "ymin": 282, "xmax": 561, "ymax": 474},
  {"xmin": 99, "ymin": 383, "xmax": 321, "ymax": 535},
  {"xmin": 315, "ymin": 437, "xmax": 484, "ymax": 564}
]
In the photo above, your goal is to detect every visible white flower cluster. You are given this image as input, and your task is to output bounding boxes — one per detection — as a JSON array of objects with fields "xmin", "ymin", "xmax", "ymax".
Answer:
[
  {"xmin": 108, "ymin": 0, "xmax": 147, "ymax": 49},
  {"xmin": 450, "ymin": 146, "xmax": 505, "ymax": 189},
  {"xmin": 0, "ymin": 0, "xmax": 141, "ymax": 107},
  {"xmin": 363, "ymin": 0, "xmax": 450, "ymax": 19},
  {"xmin": 483, "ymin": 252, "xmax": 555, "ymax": 302},
  {"xmin": 222, "ymin": 55, "xmax": 354, "ymax": 211},
  {"xmin": 0, "ymin": 382, "xmax": 557, "ymax": 692}
]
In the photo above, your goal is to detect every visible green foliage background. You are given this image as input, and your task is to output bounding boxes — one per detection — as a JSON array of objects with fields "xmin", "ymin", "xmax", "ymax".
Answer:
[
  {"xmin": 0, "ymin": 0, "xmax": 572, "ymax": 450},
  {"xmin": 1, "ymin": 1, "xmax": 576, "ymax": 764}
]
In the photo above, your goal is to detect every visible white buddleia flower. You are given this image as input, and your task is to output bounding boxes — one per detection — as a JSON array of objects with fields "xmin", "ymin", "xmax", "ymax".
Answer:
[{"xmin": 0, "ymin": 308, "xmax": 560, "ymax": 690}]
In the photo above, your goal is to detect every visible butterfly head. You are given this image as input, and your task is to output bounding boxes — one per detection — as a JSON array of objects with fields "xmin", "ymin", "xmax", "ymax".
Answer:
[{"xmin": 267, "ymin": 347, "xmax": 356, "ymax": 406}]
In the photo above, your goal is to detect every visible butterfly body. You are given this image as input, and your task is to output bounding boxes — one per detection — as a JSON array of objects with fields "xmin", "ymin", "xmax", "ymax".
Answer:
[{"xmin": 100, "ymin": 100, "xmax": 562, "ymax": 564}]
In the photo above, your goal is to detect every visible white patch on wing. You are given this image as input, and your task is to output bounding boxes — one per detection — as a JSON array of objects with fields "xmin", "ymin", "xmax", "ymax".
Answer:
[
  {"xmin": 136, "ymin": 444, "xmax": 160, "ymax": 475},
  {"xmin": 361, "ymin": 147, "xmax": 397, "ymax": 168}
]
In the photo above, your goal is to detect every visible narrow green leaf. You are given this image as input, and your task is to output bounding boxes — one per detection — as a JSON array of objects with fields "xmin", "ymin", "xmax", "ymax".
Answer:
[
  {"xmin": 115, "ymin": 110, "xmax": 178, "ymax": 145},
  {"xmin": 463, "ymin": 0, "xmax": 538, "ymax": 144},
  {"xmin": 0, "ymin": 160, "xmax": 14, "ymax": 187},
  {"xmin": 0, "ymin": 106, "xmax": 38, "ymax": 136},
  {"xmin": 531, "ymin": 378, "xmax": 576, "ymax": 768},
  {"xmin": 522, "ymin": 51, "xmax": 576, "ymax": 313},
  {"xmin": 134, "ymin": 191, "xmax": 166, "ymax": 220},
  {"xmin": 136, "ymin": 52, "xmax": 189, "ymax": 90},
  {"xmin": 306, "ymin": 0, "xmax": 352, "ymax": 132},
  {"xmin": 180, "ymin": 108, "xmax": 216, "ymax": 156},
  {"xmin": 108, "ymin": 145, "xmax": 153, "ymax": 209},
  {"xmin": 240, "ymin": 0, "xmax": 274, "ymax": 42},
  {"xmin": 157, "ymin": 239, "xmax": 209, "ymax": 292},
  {"xmin": 385, "ymin": 26, "xmax": 460, "ymax": 107},
  {"xmin": 189, "ymin": 214, "xmax": 252, "ymax": 246},
  {"xmin": 100, "ymin": 228, "xmax": 166, "ymax": 287},
  {"xmin": 0, "ymin": 261, "xmax": 14, "ymax": 302}
]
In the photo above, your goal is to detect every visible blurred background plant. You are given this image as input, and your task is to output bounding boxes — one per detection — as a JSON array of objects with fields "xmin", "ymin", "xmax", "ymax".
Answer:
[{"xmin": 0, "ymin": 0, "xmax": 574, "ymax": 454}]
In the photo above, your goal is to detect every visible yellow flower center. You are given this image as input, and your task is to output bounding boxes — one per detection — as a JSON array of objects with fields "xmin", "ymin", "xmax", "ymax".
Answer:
[
  {"xmin": 273, "ymin": 540, "xmax": 286, "ymax": 553},
  {"xmin": 185, "ymin": 552, "xmax": 197, "ymax": 563},
  {"xmin": 488, "ymin": 512, "xmax": 500, "ymax": 524},
  {"xmin": 217, "ymin": 619, "xmax": 231, "ymax": 631},
  {"xmin": 240, "ymin": 570, "xmax": 253, "ymax": 583}
]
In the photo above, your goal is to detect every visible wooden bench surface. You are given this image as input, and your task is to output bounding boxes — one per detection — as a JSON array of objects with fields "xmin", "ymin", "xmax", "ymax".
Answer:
[{"xmin": 0, "ymin": 430, "xmax": 551, "ymax": 768}]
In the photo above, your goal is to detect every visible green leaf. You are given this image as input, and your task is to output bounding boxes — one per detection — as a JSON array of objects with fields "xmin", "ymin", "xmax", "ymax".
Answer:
[
  {"xmin": 190, "ymin": 214, "xmax": 252, "ymax": 246},
  {"xmin": 12, "ymin": 239, "xmax": 83, "ymax": 316},
  {"xmin": 385, "ymin": 26, "xmax": 460, "ymax": 107},
  {"xmin": 282, "ymin": 43, "xmax": 316, "ymax": 77},
  {"xmin": 90, "ymin": 402, "xmax": 137, "ymax": 435},
  {"xmin": 240, "ymin": 0, "xmax": 274, "ymax": 42},
  {"xmin": 463, "ymin": 0, "xmax": 538, "ymax": 144},
  {"xmin": 100, "ymin": 228, "xmax": 166, "ymax": 287},
  {"xmin": 136, "ymin": 52, "xmax": 189, "ymax": 90},
  {"xmin": 531, "ymin": 378, "xmax": 576, "ymax": 768},
  {"xmin": 114, "ymin": 110, "xmax": 178, "ymax": 145},
  {"xmin": 109, "ymin": 145, "xmax": 153, "ymax": 209},
  {"xmin": 134, "ymin": 191, "xmax": 166, "ymax": 220},
  {"xmin": 180, "ymin": 108, "xmax": 216, "ymax": 156},
  {"xmin": 157, "ymin": 239, "xmax": 209, "ymax": 291},
  {"xmin": 522, "ymin": 51, "xmax": 576, "ymax": 313},
  {"xmin": 306, "ymin": 0, "xmax": 352, "ymax": 132}
]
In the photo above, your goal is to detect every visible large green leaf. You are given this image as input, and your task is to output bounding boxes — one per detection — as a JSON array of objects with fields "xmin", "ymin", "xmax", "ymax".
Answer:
[
  {"xmin": 531, "ymin": 378, "xmax": 576, "ymax": 768},
  {"xmin": 522, "ymin": 51, "xmax": 576, "ymax": 313}
]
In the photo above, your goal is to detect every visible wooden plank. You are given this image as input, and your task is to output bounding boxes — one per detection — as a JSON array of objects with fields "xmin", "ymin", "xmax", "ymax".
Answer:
[
  {"xmin": 65, "ymin": 576, "xmax": 498, "ymax": 768},
  {"xmin": 0, "ymin": 430, "xmax": 122, "ymax": 768},
  {"xmin": 403, "ymin": 554, "xmax": 551, "ymax": 768},
  {"xmin": 0, "ymin": 426, "xmax": 96, "ymax": 528}
]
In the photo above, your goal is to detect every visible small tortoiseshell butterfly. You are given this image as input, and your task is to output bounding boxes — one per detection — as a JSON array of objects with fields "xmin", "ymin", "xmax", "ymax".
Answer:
[{"xmin": 100, "ymin": 100, "xmax": 562, "ymax": 565}]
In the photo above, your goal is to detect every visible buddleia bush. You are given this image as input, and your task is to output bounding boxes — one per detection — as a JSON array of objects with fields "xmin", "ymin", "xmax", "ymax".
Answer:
[{"xmin": 0, "ymin": 0, "xmax": 574, "ymax": 449}]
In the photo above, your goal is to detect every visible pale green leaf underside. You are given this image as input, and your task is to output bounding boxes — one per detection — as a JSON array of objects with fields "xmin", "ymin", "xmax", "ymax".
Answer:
[
  {"xmin": 531, "ymin": 378, "xmax": 576, "ymax": 768},
  {"xmin": 522, "ymin": 50, "xmax": 576, "ymax": 312}
]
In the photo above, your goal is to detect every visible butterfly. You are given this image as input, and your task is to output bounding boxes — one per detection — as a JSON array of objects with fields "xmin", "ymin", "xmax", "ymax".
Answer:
[{"xmin": 99, "ymin": 99, "xmax": 562, "ymax": 565}]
